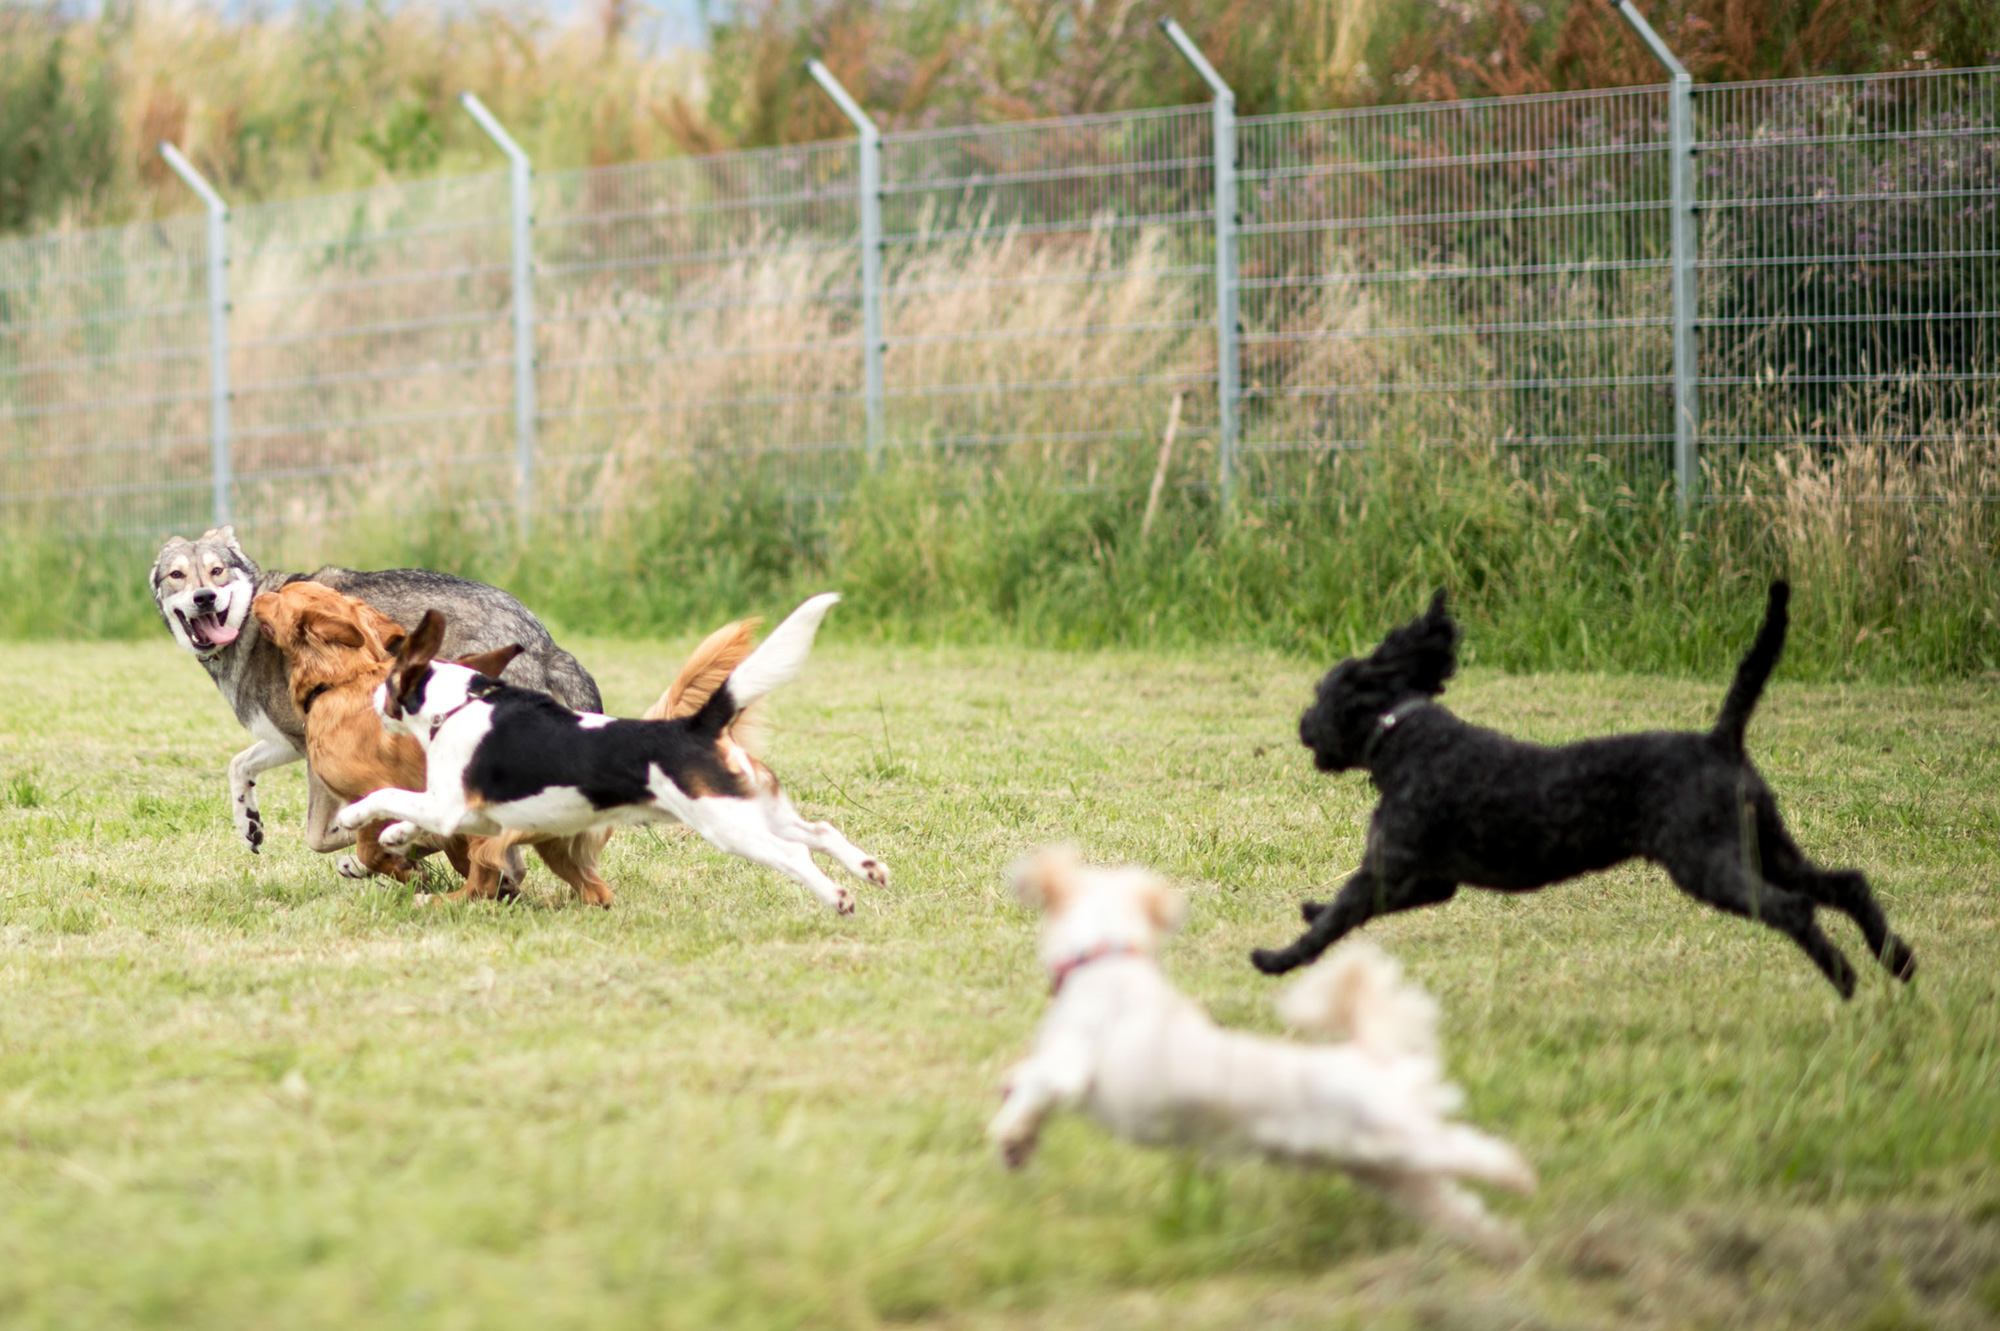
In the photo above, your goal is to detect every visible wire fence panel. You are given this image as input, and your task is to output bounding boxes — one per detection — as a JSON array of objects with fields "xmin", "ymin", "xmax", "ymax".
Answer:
[
  {"xmin": 0, "ymin": 216, "xmax": 212, "ymax": 535},
  {"xmin": 1237, "ymin": 87, "xmax": 1677, "ymax": 495},
  {"xmin": 5, "ymin": 64, "xmax": 2000, "ymax": 544},
  {"xmin": 225, "ymin": 172, "xmax": 516, "ymax": 533},
  {"xmin": 878, "ymin": 106, "xmax": 1217, "ymax": 491},
  {"xmin": 535, "ymin": 142, "xmax": 863, "ymax": 512},
  {"xmin": 1696, "ymin": 69, "xmax": 2000, "ymax": 494}
]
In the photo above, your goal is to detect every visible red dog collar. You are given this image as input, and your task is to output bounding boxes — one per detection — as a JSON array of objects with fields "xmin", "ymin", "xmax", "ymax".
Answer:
[{"xmin": 1049, "ymin": 943, "xmax": 1147, "ymax": 995}]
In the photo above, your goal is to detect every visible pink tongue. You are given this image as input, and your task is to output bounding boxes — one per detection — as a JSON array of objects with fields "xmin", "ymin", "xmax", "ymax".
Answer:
[{"xmin": 206, "ymin": 621, "xmax": 240, "ymax": 646}]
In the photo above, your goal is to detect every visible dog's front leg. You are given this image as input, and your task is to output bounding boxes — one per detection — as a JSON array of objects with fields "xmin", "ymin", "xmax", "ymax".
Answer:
[
  {"xmin": 304, "ymin": 768, "xmax": 360, "ymax": 855},
  {"xmin": 988, "ymin": 1040, "xmax": 1092, "ymax": 1168},
  {"xmin": 336, "ymin": 788, "xmax": 465, "ymax": 840},
  {"xmin": 1253, "ymin": 867, "xmax": 1459, "ymax": 975},
  {"xmin": 227, "ymin": 739, "xmax": 300, "ymax": 854}
]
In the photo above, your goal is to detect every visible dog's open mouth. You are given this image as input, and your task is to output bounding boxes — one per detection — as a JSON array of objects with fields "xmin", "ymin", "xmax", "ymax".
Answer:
[{"xmin": 177, "ymin": 607, "xmax": 239, "ymax": 650}]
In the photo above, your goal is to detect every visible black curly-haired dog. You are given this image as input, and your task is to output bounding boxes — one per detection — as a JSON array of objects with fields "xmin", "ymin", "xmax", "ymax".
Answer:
[{"xmin": 1251, "ymin": 582, "xmax": 1915, "ymax": 999}]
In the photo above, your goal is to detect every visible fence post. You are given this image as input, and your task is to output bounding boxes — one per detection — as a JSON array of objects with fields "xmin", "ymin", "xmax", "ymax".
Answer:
[
  {"xmin": 806, "ymin": 61, "xmax": 885, "ymax": 467},
  {"xmin": 1160, "ymin": 18, "xmax": 1239, "ymax": 509},
  {"xmin": 159, "ymin": 144, "xmax": 232, "ymax": 530},
  {"xmin": 1614, "ymin": 0, "xmax": 1698, "ymax": 515},
  {"xmin": 461, "ymin": 93, "xmax": 538, "ymax": 540}
]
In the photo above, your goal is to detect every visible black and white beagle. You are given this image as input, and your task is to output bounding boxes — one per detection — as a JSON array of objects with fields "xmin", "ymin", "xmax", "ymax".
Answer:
[{"xmin": 335, "ymin": 593, "xmax": 885, "ymax": 913}]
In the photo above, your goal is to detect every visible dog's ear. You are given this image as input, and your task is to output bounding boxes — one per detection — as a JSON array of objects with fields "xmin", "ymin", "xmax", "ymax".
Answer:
[
  {"xmin": 1139, "ymin": 874, "xmax": 1186, "ymax": 934},
  {"xmin": 250, "ymin": 592, "xmax": 290, "ymax": 644},
  {"xmin": 1012, "ymin": 845, "xmax": 1080, "ymax": 913},
  {"xmin": 299, "ymin": 604, "xmax": 367, "ymax": 650},
  {"xmin": 200, "ymin": 525, "xmax": 250, "ymax": 566},
  {"xmin": 398, "ymin": 609, "xmax": 446, "ymax": 669},
  {"xmin": 1370, "ymin": 589, "xmax": 1459, "ymax": 697},
  {"xmin": 455, "ymin": 643, "xmax": 524, "ymax": 680},
  {"xmin": 386, "ymin": 610, "xmax": 447, "ymax": 718}
]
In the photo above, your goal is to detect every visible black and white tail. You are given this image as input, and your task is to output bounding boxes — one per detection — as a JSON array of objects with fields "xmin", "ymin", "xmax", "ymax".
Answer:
[
  {"xmin": 685, "ymin": 593, "xmax": 839, "ymax": 738},
  {"xmin": 1712, "ymin": 581, "xmax": 1790, "ymax": 756}
]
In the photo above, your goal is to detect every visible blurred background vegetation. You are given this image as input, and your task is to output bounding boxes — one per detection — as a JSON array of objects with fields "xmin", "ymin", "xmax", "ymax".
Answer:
[{"xmin": 1, "ymin": 0, "xmax": 1993, "ymax": 234}]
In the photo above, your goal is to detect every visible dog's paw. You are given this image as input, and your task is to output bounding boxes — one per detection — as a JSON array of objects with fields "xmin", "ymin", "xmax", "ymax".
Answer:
[
  {"xmin": 1251, "ymin": 947, "xmax": 1297, "ymax": 975},
  {"xmin": 832, "ymin": 887, "xmax": 856, "ymax": 916},
  {"xmin": 234, "ymin": 786, "xmax": 265, "ymax": 854},
  {"xmin": 377, "ymin": 821, "xmax": 418, "ymax": 853},
  {"xmin": 861, "ymin": 858, "xmax": 890, "ymax": 887},
  {"xmin": 333, "ymin": 804, "xmax": 366, "ymax": 832},
  {"xmin": 335, "ymin": 854, "xmax": 371, "ymax": 880},
  {"xmin": 1299, "ymin": 900, "xmax": 1328, "ymax": 923},
  {"xmin": 999, "ymin": 1134, "xmax": 1038, "ymax": 1170}
]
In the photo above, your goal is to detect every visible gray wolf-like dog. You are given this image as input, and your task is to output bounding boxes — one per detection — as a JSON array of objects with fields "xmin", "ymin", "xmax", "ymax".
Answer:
[{"xmin": 151, "ymin": 526, "xmax": 601, "ymax": 862}]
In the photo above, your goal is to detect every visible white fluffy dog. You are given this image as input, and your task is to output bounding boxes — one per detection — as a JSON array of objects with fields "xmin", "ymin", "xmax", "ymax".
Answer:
[{"xmin": 989, "ymin": 848, "xmax": 1536, "ymax": 1255}]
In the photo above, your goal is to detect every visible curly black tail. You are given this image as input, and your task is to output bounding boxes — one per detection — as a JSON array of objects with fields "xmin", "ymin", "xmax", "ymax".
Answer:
[{"xmin": 1712, "ymin": 581, "xmax": 1790, "ymax": 755}]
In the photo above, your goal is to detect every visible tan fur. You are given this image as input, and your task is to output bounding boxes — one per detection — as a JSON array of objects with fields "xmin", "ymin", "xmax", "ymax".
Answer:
[
  {"xmin": 1012, "ymin": 845, "xmax": 1080, "ymax": 911},
  {"xmin": 642, "ymin": 618, "xmax": 769, "ymax": 754},
  {"xmin": 253, "ymin": 583, "xmax": 435, "ymax": 882},
  {"xmin": 259, "ymin": 590, "xmax": 783, "ymax": 908},
  {"xmin": 252, "ymin": 582, "xmax": 599, "ymax": 901}
]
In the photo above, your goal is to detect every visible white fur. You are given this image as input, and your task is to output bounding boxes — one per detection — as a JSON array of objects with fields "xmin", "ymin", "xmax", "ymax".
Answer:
[
  {"xmin": 722, "ymin": 593, "xmax": 839, "ymax": 710},
  {"xmin": 156, "ymin": 563, "xmax": 255, "ymax": 657},
  {"xmin": 989, "ymin": 850, "xmax": 1535, "ymax": 1257},
  {"xmin": 335, "ymin": 594, "xmax": 884, "ymax": 914}
]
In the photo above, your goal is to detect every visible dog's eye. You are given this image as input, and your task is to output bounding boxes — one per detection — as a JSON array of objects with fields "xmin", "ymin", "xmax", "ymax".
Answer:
[
  {"xmin": 210, "ymin": 568, "xmax": 224, "ymax": 579},
  {"xmin": 168, "ymin": 570, "xmax": 184, "ymax": 581}
]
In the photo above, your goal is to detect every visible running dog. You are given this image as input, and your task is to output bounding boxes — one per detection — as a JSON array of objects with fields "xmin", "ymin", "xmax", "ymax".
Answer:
[
  {"xmin": 150, "ymin": 527, "xmax": 601, "ymax": 858},
  {"xmin": 334, "ymin": 594, "xmax": 886, "ymax": 914},
  {"xmin": 255, "ymin": 582, "xmax": 761, "ymax": 904},
  {"xmin": 990, "ymin": 848, "xmax": 1535, "ymax": 1257},
  {"xmin": 1251, "ymin": 582, "xmax": 1916, "ymax": 999}
]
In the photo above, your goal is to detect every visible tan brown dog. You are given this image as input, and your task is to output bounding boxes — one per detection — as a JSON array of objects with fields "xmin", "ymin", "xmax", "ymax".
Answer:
[{"xmin": 252, "ymin": 583, "xmax": 756, "ymax": 906}]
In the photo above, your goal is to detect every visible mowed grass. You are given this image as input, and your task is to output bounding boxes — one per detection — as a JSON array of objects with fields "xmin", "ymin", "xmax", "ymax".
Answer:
[{"xmin": 0, "ymin": 638, "xmax": 1997, "ymax": 1329}]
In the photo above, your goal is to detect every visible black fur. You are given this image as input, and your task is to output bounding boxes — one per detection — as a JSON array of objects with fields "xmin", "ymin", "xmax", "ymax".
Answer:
[
  {"xmin": 459, "ymin": 676, "xmax": 746, "ymax": 809},
  {"xmin": 1254, "ymin": 582, "xmax": 1915, "ymax": 999}
]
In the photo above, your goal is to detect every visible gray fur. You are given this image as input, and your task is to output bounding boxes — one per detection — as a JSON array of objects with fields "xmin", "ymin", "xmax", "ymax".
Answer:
[{"xmin": 150, "ymin": 526, "xmax": 601, "ymax": 856}]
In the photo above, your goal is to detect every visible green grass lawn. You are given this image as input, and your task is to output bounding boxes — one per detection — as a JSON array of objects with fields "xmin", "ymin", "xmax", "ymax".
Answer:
[{"xmin": 1, "ymin": 638, "xmax": 1996, "ymax": 1329}]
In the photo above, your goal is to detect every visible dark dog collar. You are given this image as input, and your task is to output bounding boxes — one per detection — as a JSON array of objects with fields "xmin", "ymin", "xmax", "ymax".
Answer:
[
  {"xmin": 1362, "ymin": 698, "xmax": 1430, "ymax": 763},
  {"xmin": 299, "ymin": 682, "xmax": 332, "ymax": 715},
  {"xmin": 1049, "ymin": 943, "xmax": 1147, "ymax": 995}
]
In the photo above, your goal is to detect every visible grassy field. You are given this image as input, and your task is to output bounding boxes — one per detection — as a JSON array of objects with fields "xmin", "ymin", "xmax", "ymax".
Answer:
[{"xmin": 0, "ymin": 634, "xmax": 1996, "ymax": 1328}]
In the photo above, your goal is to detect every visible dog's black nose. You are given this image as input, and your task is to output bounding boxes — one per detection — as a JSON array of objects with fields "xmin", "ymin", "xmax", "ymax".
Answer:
[{"xmin": 193, "ymin": 589, "xmax": 217, "ymax": 608}]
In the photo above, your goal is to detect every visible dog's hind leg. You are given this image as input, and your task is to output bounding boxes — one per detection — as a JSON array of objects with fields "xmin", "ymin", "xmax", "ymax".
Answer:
[
  {"xmin": 675, "ymin": 796, "xmax": 856, "ymax": 915},
  {"xmin": 765, "ymin": 793, "xmax": 889, "ymax": 887},
  {"xmin": 1350, "ymin": 1167, "xmax": 1524, "ymax": 1261},
  {"xmin": 1757, "ymin": 805, "xmax": 1915, "ymax": 982},
  {"xmin": 534, "ymin": 834, "xmax": 615, "ymax": 908},
  {"xmin": 1252, "ymin": 868, "xmax": 1458, "ymax": 975},
  {"xmin": 1663, "ymin": 848, "xmax": 1858, "ymax": 998}
]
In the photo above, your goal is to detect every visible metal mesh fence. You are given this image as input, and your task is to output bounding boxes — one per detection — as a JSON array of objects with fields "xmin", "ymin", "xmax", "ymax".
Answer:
[
  {"xmin": 1237, "ymin": 87, "xmax": 1675, "ymax": 489},
  {"xmin": 1695, "ymin": 69, "xmax": 2000, "ymax": 480},
  {"xmin": 2, "ymin": 61, "xmax": 1998, "ymax": 543},
  {"xmin": 535, "ymin": 141, "xmax": 862, "ymax": 511},
  {"xmin": 227, "ymin": 172, "xmax": 516, "ymax": 529},
  {"xmin": 0, "ymin": 215, "xmax": 211, "ymax": 535},
  {"xmin": 878, "ymin": 106, "xmax": 1215, "ymax": 489}
]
